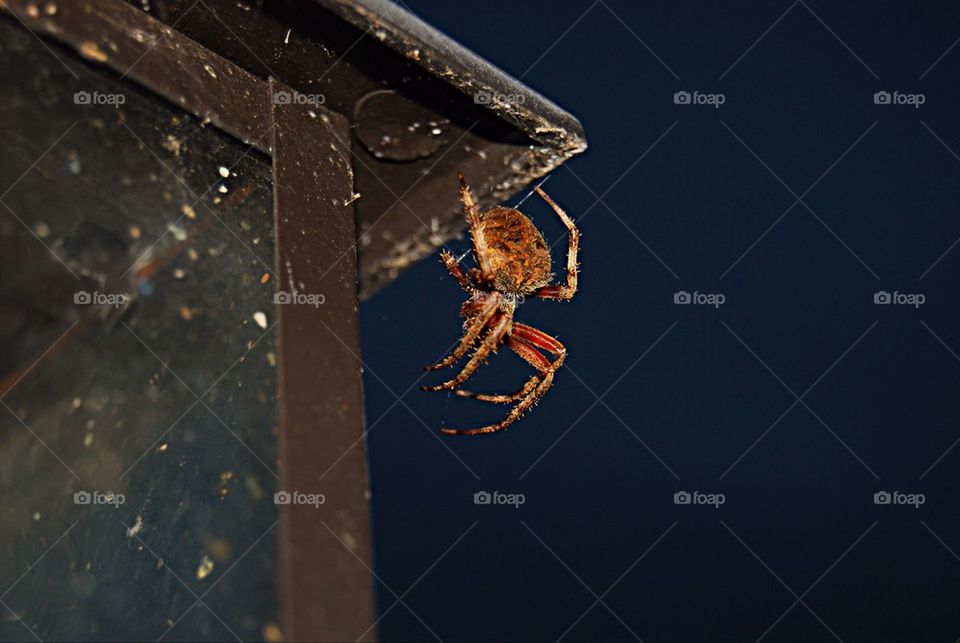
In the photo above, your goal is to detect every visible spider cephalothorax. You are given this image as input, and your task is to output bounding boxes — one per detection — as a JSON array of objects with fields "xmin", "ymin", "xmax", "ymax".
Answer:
[{"xmin": 421, "ymin": 172, "xmax": 580, "ymax": 435}]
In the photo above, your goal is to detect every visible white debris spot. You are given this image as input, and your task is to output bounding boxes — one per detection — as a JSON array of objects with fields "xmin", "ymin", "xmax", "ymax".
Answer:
[
  {"xmin": 83, "ymin": 432, "xmax": 94, "ymax": 447},
  {"xmin": 218, "ymin": 166, "xmax": 230, "ymax": 178},
  {"xmin": 218, "ymin": 184, "xmax": 228, "ymax": 194},
  {"xmin": 169, "ymin": 224, "xmax": 187, "ymax": 241},
  {"xmin": 203, "ymin": 64, "xmax": 217, "ymax": 79},
  {"xmin": 33, "ymin": 222, "xmax": 50, "ymax": 238},
  {"xmin": 32, "ymin": 512, "xmax": 41, "ymax": 522},
  {"xmin": 252, "ymin": 311, "xmax": 268, "ymax": 329},
  {"xmin": 126, "ymin": 515, "xmax": 144, "ymax": 538},
  {"xmin": 343, "ymin": 192, "xmax": 361, "ymax": 206},
  {"xmin": 67, "ymin": 151, "xmax": 81, "ymax": 174},
  {"xmin": 284, "ymin": 28, "xmax": 291, "ymax": 44},
  {"xmin": 180, "ymin": 203, "xmax": 196, "ymax": 219},
  {"xmin": 196, "ymin": 555, "xmax": 214, "ymax": 580},
  {"xmin": 162, "ymin": 135, "xmax": 183, "ymax": 157}
]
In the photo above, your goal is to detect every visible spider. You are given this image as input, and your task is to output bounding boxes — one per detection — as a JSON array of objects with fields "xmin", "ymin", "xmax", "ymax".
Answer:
[{"xmin": 421, "ymin": 172, "xmax": 580, "ymax": 435}]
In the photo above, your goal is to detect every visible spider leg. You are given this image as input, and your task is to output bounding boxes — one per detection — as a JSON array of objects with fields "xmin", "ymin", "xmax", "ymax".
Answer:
[
  {"xmin": 439, "ymin": 250, "xmax": 474, "ymax": 292},
  {"xmin": 441, "ymin": 354, "xmax": 565, "ymax": 435},
  {"xmin": 421, "ymin": 312, "xmax": 511, "ymax": 392},
  {"xmin": 424, "ymin": 291, "xmax": 499, "ymax": 371},
  {"xmin": 442, "ymin": 325, "xmax": 567, "ymax": 435},
  {"xmin": 458, "ymin": 172, "xmax": 494, "ymax": 284},
  {"xmin": 531, "ymin": 186, "xmax": 579, "ymax": 301},
  {"xmin": 454, "ymin": 335, "xmax": 550, "ymax": 403}
]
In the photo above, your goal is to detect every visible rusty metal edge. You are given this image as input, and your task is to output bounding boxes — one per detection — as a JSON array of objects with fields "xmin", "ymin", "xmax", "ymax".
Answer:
[{"xmin": 314, "ymin": 0, "xmax": 587, "ymax": 158}]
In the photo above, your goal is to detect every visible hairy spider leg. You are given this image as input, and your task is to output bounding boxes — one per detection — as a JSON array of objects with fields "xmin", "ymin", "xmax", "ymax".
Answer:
[
  {"xmin": 420, "ymin": 312, "xmax": 512, "ymax": 392},
  {"xmin": 439, "ymin": 250, "xmax": 475, "ymax": 292},
  {"xmin": 454, "ymin": 335, "xmax": 550, "ymax": 403},
  {"xmin": 531, "ymin": 185, "xmax": 580, "ymax": 301},
  {"xmin": 442, "ymin": 324, "xmax": 567, "ymax": 435},
  {"xmin": 424, "ymin": 291, "xmax": 500, "ymax": 371},
  {"xmin": 458, "ymin": 172, "xmax": 494, "ymax": 283}
]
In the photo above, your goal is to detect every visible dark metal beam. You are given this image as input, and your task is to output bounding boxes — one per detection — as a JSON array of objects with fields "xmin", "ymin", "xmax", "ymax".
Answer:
[{"xmin": 271, "ymin": 80, "xmax": 376, "ymax": 641}]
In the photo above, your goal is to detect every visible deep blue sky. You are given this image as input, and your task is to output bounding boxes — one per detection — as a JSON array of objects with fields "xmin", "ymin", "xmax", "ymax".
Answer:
[{"xmin": 359, "ymin": 2, "xmax": 960, "ymax": 641}]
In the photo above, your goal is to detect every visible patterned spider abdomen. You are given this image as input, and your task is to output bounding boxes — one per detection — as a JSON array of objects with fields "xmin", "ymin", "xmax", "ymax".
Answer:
[{"xmin": 480, "ymin": 206, "xmax": 553, "ymax": 295}]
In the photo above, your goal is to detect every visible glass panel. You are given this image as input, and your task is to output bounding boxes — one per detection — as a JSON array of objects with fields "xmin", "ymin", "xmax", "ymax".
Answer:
[{"xmin": 0, "ymin": 17, "xmax": 280, "ymax": 642}]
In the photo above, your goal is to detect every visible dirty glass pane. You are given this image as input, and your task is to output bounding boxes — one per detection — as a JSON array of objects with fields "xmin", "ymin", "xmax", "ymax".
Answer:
[{"xmin": 0, "ymin": 18, "xmax": 280, "ymax": 642}]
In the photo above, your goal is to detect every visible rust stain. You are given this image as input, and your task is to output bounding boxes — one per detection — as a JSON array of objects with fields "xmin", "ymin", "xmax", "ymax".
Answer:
[{"xmin": 79, "ymin": 40, "xmax": 108, "ymax": 63}]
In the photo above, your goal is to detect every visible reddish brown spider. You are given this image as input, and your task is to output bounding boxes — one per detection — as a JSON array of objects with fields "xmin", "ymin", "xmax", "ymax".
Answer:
[{"xmin": 421, "ymin": 172, "xmax": 580, "ymax": 435}]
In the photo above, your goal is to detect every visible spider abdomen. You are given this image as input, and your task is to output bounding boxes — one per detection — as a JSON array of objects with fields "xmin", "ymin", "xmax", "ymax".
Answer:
[{"xmin": 479, "ymin": 206, "xmax": 552, "ymax": 295}]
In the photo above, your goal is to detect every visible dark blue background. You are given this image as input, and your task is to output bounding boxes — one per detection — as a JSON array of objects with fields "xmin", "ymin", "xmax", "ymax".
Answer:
[{"xmin": 359, "ymin": 2, "xmax": 960, "ymax": 641}]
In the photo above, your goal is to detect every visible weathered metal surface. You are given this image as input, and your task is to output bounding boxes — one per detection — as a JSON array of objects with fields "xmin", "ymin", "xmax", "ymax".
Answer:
[
  {"xmin": 271, "ymin": 79, "xmax": 376, "ymax": 641},
  {"xmin": 117, "ymin": 0, "xmax": 587, "ymax": 298},
  {"xmin": 4, "ymin": 0, "xmax": 586, "ymax": 298}
]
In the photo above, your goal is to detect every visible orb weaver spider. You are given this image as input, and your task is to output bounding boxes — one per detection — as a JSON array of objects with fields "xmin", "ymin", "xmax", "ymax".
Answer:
[{"xmin": 421, "ymin": 172, "xmax": 580, "ymax": 435}]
